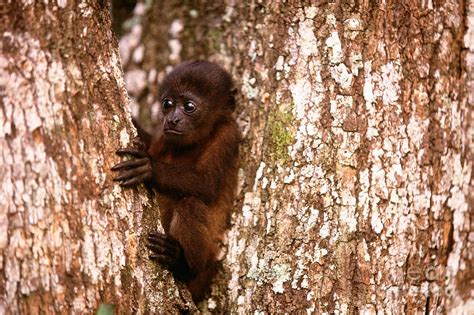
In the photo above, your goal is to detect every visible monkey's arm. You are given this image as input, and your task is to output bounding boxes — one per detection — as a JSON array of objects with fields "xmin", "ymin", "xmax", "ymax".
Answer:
[
  {"xmin": 112, "ymin": 121, "xmax": 240, "ymax": 203},
  {"xmin": 111, "ymin": 148, "xmax": 223, "ymax": 203},
  {"xmin": 152, "ymin": 162, "xmax": 220, "ymax": 203}
]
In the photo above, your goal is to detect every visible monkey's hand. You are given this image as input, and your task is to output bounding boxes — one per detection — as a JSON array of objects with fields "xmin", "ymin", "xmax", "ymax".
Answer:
[
  {"xmin": 147, "ymin": 232, "xmax": 194, "ymax": 281},
  {"xmin": 111, "ymin": 148, "xmax": 153, "ymax": 187}
]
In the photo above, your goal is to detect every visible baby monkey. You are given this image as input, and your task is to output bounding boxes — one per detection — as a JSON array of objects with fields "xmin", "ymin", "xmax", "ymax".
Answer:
[{"xmin": 112, "ymin": 61, "xmax": 240, "ymax": 302}]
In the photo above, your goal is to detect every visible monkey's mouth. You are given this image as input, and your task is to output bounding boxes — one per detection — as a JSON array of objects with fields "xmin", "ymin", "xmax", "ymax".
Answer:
[{"xmin": 164, "ymin": 128, "xmax": 183, "ymax": 135}]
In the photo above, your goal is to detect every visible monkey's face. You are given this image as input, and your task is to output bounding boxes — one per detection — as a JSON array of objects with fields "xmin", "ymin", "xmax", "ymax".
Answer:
[
  {"xmin": 158, "ymin": 61, "xmax": 236, "ymax": 146},
  {"xmin": 160, "ymin": 91, "xmax": 216, "ymax": 146}
]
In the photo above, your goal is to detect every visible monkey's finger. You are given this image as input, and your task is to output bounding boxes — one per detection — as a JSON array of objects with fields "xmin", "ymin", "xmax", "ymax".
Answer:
[
  {"xmin": 146, "ymin": 242, "xmax": 165, "ymax": 253},
  {"xmin": 147, "ymin": 233, "xmax": 179, "ymax": 245},
  {"xmin": 148, "ymin": 232, "xmax": 178, "ymax": 243},
  {"xmin": 111, "ymin": 158, "xmax": 148, "ymax": 171},
  {"xmin": 120, "ymin": 173, "xmax": 151, "ymax": 187},
  {"xmin": 114, "ymin": 164, "xmax": 150, "ymax": 181},
  {"xmin": 116, "ymin": 148, "xmax": 147, "ymax": 157},
  {"xmin": 147, "ymin": 232, "xmax": 172, "ymax": 241},
  {"xmin": 147, "ymin": 236, "xmax": 179, "ymax": 255},
  {"xmin": 149, "ymin": 254, "xmax": 175, "ymax": 266},
  {"xmin": 148, "ymin": 232, "xmax": 168, "ymax": 239},
  {"xmin": 146, "ymin": 243, "xmax": 176, "ymax": 257},
  {"xmin": 147, "ymin": 234, "xmax": 180, "ymax": 250}
]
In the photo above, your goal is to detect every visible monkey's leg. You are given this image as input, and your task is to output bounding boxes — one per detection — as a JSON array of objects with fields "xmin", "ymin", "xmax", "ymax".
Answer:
[
  {"xmin": 149, "ymin": 197, "xmax": 218, "ymax": 301},
  {"xmin": 169, "ymin": 198, "xmax": 217, "ymax": 272}
]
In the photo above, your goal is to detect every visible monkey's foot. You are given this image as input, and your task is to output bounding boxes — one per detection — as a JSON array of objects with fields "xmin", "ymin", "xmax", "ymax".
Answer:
[
  {"xmin": 147, "ymin": 232, "xmax": 183, "ymax": 265},
  {"xmin": 147, "ymin": 232, "xmax": 193, "ymax": 280}
]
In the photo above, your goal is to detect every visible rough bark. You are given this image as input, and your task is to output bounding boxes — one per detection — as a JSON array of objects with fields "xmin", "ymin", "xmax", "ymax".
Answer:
[
  {"xmin": 0, "ymin": 1, "xmax": 195, "ymax": 313},
  {"xmin": 120, "ymin": 0, "xmax": 473, "ymax": 313}
]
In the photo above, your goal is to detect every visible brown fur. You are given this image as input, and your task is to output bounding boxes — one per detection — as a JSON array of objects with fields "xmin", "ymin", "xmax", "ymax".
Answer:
[
  {"xmin": 151, "ymin": 117, "xmax": 239, "ymax": 301},
  {"xmin": 112, "ymin": 61, "xmax": 240, "ymax": 302}
]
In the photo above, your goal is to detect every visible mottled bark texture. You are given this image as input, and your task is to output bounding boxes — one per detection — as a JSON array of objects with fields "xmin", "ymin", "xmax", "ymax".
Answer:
[
  {"xmin": 120, "ymin": 0, "xmax": 473, "ymax": 313},
  {"xmin": 0, "ymin": 1, "xmax": 195, "ymax": 313}
]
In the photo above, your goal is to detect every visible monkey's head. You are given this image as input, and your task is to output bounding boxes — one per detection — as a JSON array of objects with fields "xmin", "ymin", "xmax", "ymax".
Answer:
[{"xmin": 158, "ymin": 61, "xmax": 236, "ymax": 146}]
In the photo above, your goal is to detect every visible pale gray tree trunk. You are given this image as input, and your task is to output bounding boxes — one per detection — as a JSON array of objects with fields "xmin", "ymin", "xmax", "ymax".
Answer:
[
  {"xmin": 120, "ymin": 1, "xmax": 474, "ymax": 313},
  {"xmin": 0, "ymin": 1, "xmax": 194, "ymax": 313}
]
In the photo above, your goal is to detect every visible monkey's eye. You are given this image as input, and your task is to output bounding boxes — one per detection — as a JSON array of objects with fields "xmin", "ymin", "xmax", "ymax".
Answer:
[
  {"xmin": 183, "ymin": 101, "xmax": 196, "ymax": 113},
  {"xmin": 162, "ymin": 99, "xmax": 173, "ymax": 110}
]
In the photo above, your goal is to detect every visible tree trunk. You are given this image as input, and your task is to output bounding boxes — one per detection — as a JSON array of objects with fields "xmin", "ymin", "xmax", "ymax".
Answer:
[
  {"xmin": 119, "ymin": 0, "xmax": 474, "ymax": 313},
  {"xmin": 0, "ymin": 2, "xmax": 195, "ymax": 313},
  {"xmin": 1, "ymin": 0, "xmax": 472, "ymax": 313}
]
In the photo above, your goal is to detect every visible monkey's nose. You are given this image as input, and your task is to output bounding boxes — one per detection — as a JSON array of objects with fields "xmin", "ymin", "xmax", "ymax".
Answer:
[{"xmin": 167, "ymin": 117, "xmax": 180, "ymax": 126}]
